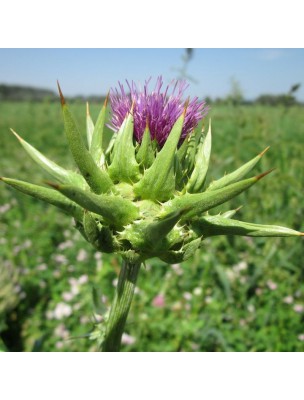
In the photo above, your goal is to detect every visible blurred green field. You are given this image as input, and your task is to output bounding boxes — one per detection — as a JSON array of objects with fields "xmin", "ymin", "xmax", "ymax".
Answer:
[{"xmin": 0, "ymin": 100, "xmax": 303, "ymax": 352}]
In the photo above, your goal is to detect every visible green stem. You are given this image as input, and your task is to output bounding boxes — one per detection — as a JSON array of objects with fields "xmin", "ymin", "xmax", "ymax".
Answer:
[{"xmin": 101, "ymin": 259, "xmax": 141, "ymax": 352}]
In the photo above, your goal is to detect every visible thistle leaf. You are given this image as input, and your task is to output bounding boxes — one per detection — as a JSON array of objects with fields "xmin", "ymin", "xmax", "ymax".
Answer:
[
  {"xmin": 192, "ymin": 215, "xmax": 302, "ymax": 237},
  {"xmin": 48, "ymin": 183, "xmax": 139, "ymax": 228},
  {"xmin": 186, "ymin": 120, "xmax": 212, "ymax": 193},
  {"xmin": 207, "ymin": 146, "xmax": 270, "ymax": 191},
  {"xmin": 166, "ymin": 170, "xmax": 273, "ymax": 220},
  {"xmin": 57, "ymin": 82, "xmax": 113, "ymax": 194},
  {"xmin": 108, "ymin": 108, "xmax": 141, "ymax": 183},
  {"xmin": 86, "ymin": 102, "xmax": 95, "ymax": 149},
  {"xmin": 1, "ymin": 177, "xmax": 83, "ymax": 221},
  {"xmin": 90, "ymin": 95, "xmax": 108, "ymax": 166},
  {"xmin": 10, "ymin": 129, "xmax": 85, "ymax": 187},
  {"xmin": 134, "ymin": 109, "xmax": 185, "ymax": 201}
]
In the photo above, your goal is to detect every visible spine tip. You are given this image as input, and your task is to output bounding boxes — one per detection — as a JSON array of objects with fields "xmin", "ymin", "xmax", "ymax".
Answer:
[
  {"xmin": 57, "ymin": 80, "xmax": 65, "ymax": 105},
  {"xmin": 86, "ymin": 102, "xmax": 90, "ymax": 116},
  {"xmin": 104, "ymin": 91, "xmax": 110, "ymax": 107},
  {"xmin": 45, "ymin": 181, "xmax": 60, "ymax": 190},
  {"xmin": 256, "ymin": 168, "xmax": 276, "ymax": 181},
  {"xmin": 10, "ymin": 128, "xmax": 22, "ymax": 141},
  {"xmin": 259, "ymin": 146, "xmax": 270, "ymax": 157},
  {"xmin": 183, "ymin": 97, "xmax": 190, "ymax": 116}
]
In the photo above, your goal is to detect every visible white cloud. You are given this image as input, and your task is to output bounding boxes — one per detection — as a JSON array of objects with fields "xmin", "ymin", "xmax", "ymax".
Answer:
[{"xmin": 258, "ymin": 49, "xmax": 285, "ymax": 60}]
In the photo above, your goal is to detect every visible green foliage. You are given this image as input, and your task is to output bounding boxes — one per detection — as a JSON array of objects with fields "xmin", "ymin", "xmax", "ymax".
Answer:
[{"xmin": 0, "ymin": 101, "xmax": 303, "ymax": 351}]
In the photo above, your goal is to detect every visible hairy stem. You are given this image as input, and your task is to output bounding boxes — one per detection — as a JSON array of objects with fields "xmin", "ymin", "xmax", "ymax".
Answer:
[{"xmin": 101, "ymin": 260, "xmax": 141, "ymax": 352}]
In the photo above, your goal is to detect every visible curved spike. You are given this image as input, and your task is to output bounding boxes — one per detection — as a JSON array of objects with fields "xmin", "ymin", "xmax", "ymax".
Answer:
[
  {"xmin": 58, "ymin": 85, "xmax": 114, "ymax": 194},
  {"xmin": 207, "ymin": 146, "xmax": 271, "ymax": 191},
  {"xmin": 10, "ymin": 129, "xmax": 85, "ymax": 187},
  {"xmin": 1, "ymin": 177, "xmax": 83, "ymax": 221}
]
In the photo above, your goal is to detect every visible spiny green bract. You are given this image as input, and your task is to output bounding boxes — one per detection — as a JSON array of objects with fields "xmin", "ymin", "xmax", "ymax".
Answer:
[{"xmin": 2, "ymin": 85, "xmax": 302, "ymax": 265}]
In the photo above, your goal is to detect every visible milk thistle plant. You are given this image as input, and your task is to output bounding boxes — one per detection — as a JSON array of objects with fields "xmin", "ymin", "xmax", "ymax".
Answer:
[{"xmin": 2, "ymin": 76, "xmax": 303, "ymax": 352}]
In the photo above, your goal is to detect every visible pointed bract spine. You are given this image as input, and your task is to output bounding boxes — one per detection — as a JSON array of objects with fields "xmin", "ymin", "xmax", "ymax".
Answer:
[
  {"xmin": 207, "ymin": 146, "xmax": 270, "ymax": 191},
  {"xmin": 90, "ymin": 94, "xmax": 108, "ymax": 167},
  {"xmin": 186, "ymin": 120, "xmax": 212, "ymax": 193},
  {"xmin": 136, "ymin": 120, "xmax": 155, "ymax": 170},
  {"xmin": 86, "ymin": 102, "xmax": 95, "ymax": 149},
  {"xmin": 48, "ymin": 183, "xmax": 139, "ymax": 228},
  {"xmin": 192, "ymin": 215, "xmax": 302, "ymax": 237},
  {"xmin": 57, "ymin": 82, "xmax": 113, "ymax": 194},
  {"xmin": 1, "ymin": 177, "xmax": 83, "ymax": 221},
  {"xmin": 108, "ymin": 106, "xmax": 141, "ymax": 183},
  {"xmin": 10, "ymin": 129, "xmax": 85, "ymax": 187},
  {"xmin": 165, "ymin": 170, "xmax": 274, "ymax": 221},
  {"xmin": 134, "ymin": 108, "xmax": 186, "ymax": 201}
]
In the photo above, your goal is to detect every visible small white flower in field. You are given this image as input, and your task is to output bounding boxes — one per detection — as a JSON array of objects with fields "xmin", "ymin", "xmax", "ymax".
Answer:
[
  {"xmin": 46, "ymin": 310, "xmax": 53, "ymax": 320},
  {"xmin": 94, "ymin": 313, "xmax": 103, "ymax": 322},
  {"xmin": 112, "ymin": 278, "xmax": 118, "ymax": 287},
  {"xmin": 183, "ymin": 292, "xmax": 192, "ymax": 301},
  {"xmin": 62, "ymin": 291, "xmax": 74, "ymax": 302},
  {"xmin": 233, "ymin": 261, "xmax": 248, "ymax": 272},
  {"xmin": 53, "ymin": 270, "xmax": 61, "ymax": 278},
  {"xmin": 55, "ymin": 341, "xmax": 64, "ymax": 349},
  {"xmin": 68, "ymin": 277, "xmax": 80, "ymax": 295},
  {"xmin": 293, "ymin": 304, "xmax": 304, "ymax": 313},
  {"xmin": 283, "ymin": 295, "xmax": 294, "ymax": 304},
  {"xmin": 63, "ymin": 229, "xmax": 71, "ymax": 238},
  {"xmin": 134, "ymin": 286, "xmax": 141, "ymax": 294},
  {"xmin": 267, "ymin": 280, "xmax": 278, "ymax": 291},
  {"xmin": 54, "ymin": 323, "xmax": 70, "ymax": 339},
  {"xmin": 298, "ymin": 334, "xmax": 304, "ymax": 342},
  {"xmin": 37, "ymin": 263, "xmax": 47, "ymax": 271},
  {"xmin": 193, "ymin": 287, "xmax": 202, "ymax": 296},
  {"xmin": 152, "ymin": 294, "xmax": 165, "ymax": 308},
  {"xmin": 53, "ymin": 254, "xmax": 68, "ymax": 264},
  {"xmin": 73, "ymin": 302, "xmax": 81, "ymax": 311},
  {"xmin": 39, "ymin": 280, "xmax": 46, "ymax": 289},
  {"xmin": 0, "ymin": 203, "xmax": 11, "ymax": 213},
  {"xmin": 247, "ymin": 304, "xmax": 255, "ymax": 313},
  {"xmin": 80, "ymin": 316, "xmax": 90, "ymax": 324},
  {"xmin": 255, "ymin": 288, "xmax": 263, "ymax": 296},
  {"xmin": 171, "ymin": 301, "xmax": 182, "ymax": 311},
  {"xmin": 78, "ymin": 274, "xmax": 88, "ymax": 285},
  {"xmin": 239, "ymin": 319, "xmax": 247, "ymax": 327},
  {"xmin": 226, "ymin": 269, "xmax": 237, "ymax": 282},
  {"xmin": 205, "ymin": 296, "xmax": 213, "ymax": 304},
  {"xmin": 58, "ymin": 240, "xmax": 73, "ymax": 250},
  {"xmin": 13, "ymin": 285, "xmax": 22, "ymax": 293},
  {"xmin": 239, "ymin": 276, "xmax": 247, "ymax": 284},
  {"xmin": 94, "ymin": 252, "xmax": 102, "ymax": 260},
  {"xmin": 53, "ymin": 302, "xmax": 72, "ymax": 319},
  {"xmin": 121, "ymin": 333, "xmax": 136, "ymax": 345},
  {"xmin": 171, "ymin": 263, "xmax": 183, "ymax": 275},
  {"xmin": 23, "ymin": 239, "xmax": 32, "ymax": 248},
  {"xmin": 77, "ymin": 249, "xmax": 88, "ymax": 262}
]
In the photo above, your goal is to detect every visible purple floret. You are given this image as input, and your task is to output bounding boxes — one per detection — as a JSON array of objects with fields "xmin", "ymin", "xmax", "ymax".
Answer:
[{"xmin": 109, "ymin": 76, "xmax": 209, "ymax": 146}]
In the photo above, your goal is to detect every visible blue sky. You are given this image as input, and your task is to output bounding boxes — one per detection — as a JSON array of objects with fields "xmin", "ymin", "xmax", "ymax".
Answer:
[{"xmin": 1, "ymin": 48, "xmax": 304, "ymax": 101}]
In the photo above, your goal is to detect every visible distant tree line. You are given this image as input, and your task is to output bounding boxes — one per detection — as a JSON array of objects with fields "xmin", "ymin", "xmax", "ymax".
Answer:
[
  {"xmin": 0, "ymin": 84, "xmax": 105, "ymax": 103},
  {"xmin": 0, "ymin": 83, "xmax": 302, "ymax": 106}
]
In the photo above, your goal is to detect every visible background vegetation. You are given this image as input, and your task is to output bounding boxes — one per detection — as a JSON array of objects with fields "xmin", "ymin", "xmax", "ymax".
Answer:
[{"xmin": 0, "ymin": 96, "xmax": 303, "ymax": 351}]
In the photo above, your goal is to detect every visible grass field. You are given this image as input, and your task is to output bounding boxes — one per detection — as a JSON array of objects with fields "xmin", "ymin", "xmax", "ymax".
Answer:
[{"xmin": 0, "ymin": 100, "xmax": 303, "ymax": 351}]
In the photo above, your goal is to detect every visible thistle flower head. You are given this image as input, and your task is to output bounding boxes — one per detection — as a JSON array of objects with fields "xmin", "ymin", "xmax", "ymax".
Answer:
[
  {"xmin": 2, "ymin": 78, "xmax": 302, "ymax": 266},
  {"xmin": 109, "ymin": 76, "xmax": 208, "ymax": 146}
]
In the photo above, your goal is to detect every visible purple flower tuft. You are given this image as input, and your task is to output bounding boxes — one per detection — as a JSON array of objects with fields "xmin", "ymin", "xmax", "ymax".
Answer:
[{"xmin": 109, "ymin": 76, "xmax": 209, "ymax": 146}]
